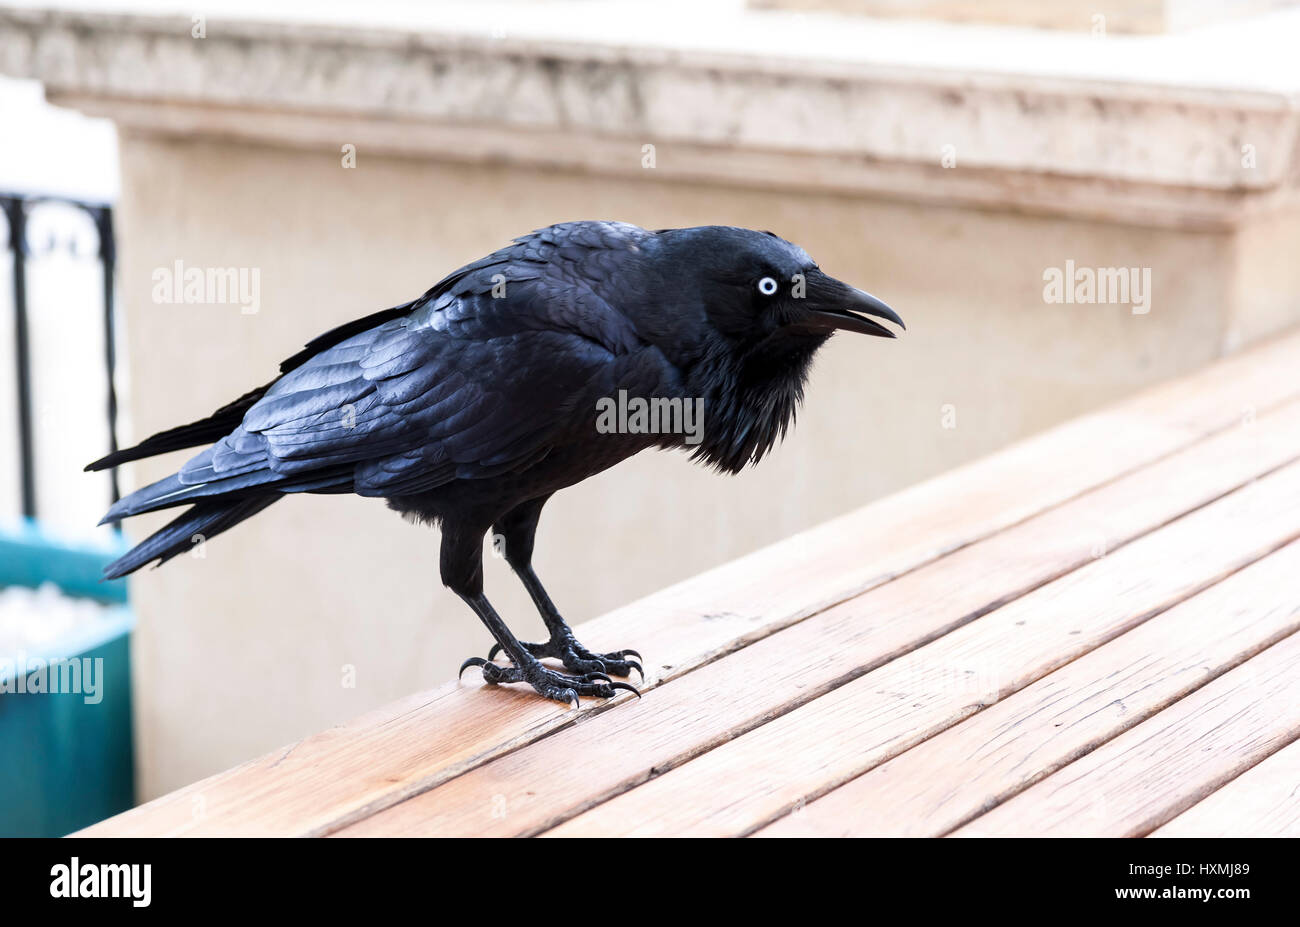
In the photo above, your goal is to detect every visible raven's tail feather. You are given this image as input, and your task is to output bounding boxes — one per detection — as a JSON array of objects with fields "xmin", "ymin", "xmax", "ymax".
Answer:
[
  {"xmin": 99, "ymin": 462, "xmax": 353, "ymax": 525},
  {"xmin": 103, "ymin": 496, "xmax": 280, "ymax": 579}
]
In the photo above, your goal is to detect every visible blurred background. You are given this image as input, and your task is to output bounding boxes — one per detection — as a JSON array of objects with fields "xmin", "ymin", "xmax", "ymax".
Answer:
[{"xmin": 1, "ymin": 0, "xmax": 1298, "ymax": 833}]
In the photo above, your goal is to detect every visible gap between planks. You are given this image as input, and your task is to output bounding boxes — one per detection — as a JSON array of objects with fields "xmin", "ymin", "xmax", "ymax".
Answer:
[{"xmin": 1149, "ymin": 736, "xmax": 1300, "ymax": 838}]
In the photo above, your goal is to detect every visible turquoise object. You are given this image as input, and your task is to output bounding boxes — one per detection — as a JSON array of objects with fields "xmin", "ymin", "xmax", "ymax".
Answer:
[{"xmin": 0, "ymin": 521, "xmax": 135, "ymax": 836}]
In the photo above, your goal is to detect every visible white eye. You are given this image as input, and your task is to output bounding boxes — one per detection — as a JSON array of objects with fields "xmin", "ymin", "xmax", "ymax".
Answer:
[{"xmin": 757, "ymin": 276, "xmax": 779, "ymax": 296}]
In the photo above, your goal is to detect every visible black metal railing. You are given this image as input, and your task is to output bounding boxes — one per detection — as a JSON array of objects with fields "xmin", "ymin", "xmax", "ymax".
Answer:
[{"xmin": 1, "ymin": 192, "xmax": 120, "ymax": 520}]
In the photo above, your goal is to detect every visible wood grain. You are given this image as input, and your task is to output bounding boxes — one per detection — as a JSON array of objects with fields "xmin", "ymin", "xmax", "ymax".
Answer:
[
  {"xmin": 950, "ymin": 632, "xmax": 1300, "ymax": 837},
  {"xmin": 1149, "ymin": 736, "xmax": 1300, "ymax": 837},
  {"xmin": 754, "ymin": 540, "xmax": 1300, "ymax": 836},
  {"xmin": 541, "ymin": 463, "xmax": 1300, "ymax": 837}
]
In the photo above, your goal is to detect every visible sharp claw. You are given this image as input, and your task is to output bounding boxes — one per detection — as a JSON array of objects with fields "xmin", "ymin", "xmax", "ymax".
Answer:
[
  {"xmin": 467, "ymin": 642, "xmax": 644, "ymax": 704},
  {"xmin": 610, "ymin": 681, "xmax": 641, "ymax": 699}
]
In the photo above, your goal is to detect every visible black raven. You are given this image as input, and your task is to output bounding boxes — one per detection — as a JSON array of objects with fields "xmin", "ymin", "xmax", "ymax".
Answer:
[{"xmin": 89, "ymin": 222, "xmax": 902, "ymax": 705}]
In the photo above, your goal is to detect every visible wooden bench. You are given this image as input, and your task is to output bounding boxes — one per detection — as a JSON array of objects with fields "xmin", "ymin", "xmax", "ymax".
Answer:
[{"xmin": 82, "ymin": 330, "xmax": 1300, "ymax": 837}]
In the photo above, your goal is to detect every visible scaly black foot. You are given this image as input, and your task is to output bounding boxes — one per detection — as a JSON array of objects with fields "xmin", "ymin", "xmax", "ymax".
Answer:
[
  {"xmin": 485, "ymin": 635, "xmax": 643, "ymax": 681},
  {"xmin": 459, "ymin": 654, "xmax": 639, "ymax": 706}
]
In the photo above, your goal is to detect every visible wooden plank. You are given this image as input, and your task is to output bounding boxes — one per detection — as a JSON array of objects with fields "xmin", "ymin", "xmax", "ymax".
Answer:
[
  {"xmin": 539, "ymin": 464, "xmax": 1300, "ymax": 837},
  {"xmin": 345, "ymin": 428, "xmax": 1300, "ymax": 837},
  {"xmin": 1148, "ymin": 736, "xmax": 1300, "ymax": 837},
  {"xmin": 81, "ymin": 330, "xmax": 1300, "ymax": 836},
  {"xmin": 951, "ymin": 633, "xmax": 1300, "ymax": 837},
  {"xmin": 754, "ymin": 541, "xmax": 1300, "ymax": 837}
]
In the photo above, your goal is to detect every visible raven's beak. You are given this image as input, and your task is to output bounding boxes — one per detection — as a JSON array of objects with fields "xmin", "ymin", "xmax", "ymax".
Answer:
[{"xmin": 793, "ymin": 269, "xmax": 904, "ymax": 339}]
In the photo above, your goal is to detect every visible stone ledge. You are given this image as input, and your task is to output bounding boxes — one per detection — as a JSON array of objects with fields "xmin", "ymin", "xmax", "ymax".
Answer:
[{"xmin": 2, "ymin": 1, "xmax": 1299, "ymax": 229}]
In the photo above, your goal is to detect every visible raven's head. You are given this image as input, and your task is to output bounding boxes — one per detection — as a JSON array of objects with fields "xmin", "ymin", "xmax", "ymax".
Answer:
[
  {"xmin": 643, "ymin": 225, "xmax": 904, "ymax": 472},
  {"xmin": 653, "ymin": 226, "xmax": 902, "ymax": 344}
]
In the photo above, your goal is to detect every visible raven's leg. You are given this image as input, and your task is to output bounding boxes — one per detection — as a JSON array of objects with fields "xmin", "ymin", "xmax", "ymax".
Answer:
[
  {"xmin": 441, "ymin": 518, "xmax": 636, "ymax": 705},
  {"xmin": 485, "ymin": 496, "xmax": 644, "ymax": 680}
]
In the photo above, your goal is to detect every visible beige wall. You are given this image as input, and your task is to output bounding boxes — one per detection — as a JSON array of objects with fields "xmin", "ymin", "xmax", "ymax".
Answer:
[{"xmin": 115, "ymin": 132, "xmax": 1272, "ymax": 798}]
